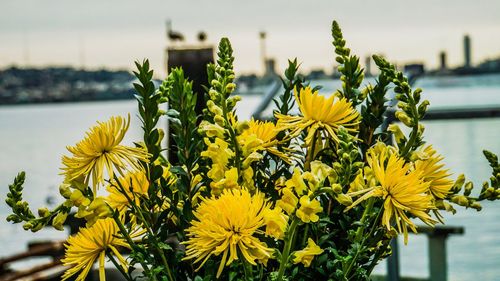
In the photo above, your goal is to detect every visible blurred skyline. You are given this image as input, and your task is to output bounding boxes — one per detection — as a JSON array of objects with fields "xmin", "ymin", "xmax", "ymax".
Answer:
[{"xmin": 1, "ymin": 0, "xmax": 500, "ymax": 76}]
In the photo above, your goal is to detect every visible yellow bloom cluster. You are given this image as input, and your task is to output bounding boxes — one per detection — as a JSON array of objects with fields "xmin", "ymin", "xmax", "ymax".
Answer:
[
  {"xmin": 183, "ymin": 189, "xmax": 284, "ymax": 278},
  {"xmin": 348, "ymin": 143, "xmax": 437, "ymax": 244},
  {"xmin": 277, "ymin": 165, "xmax": 331, "ymax": 223},
  {"xmin": 62, "ymin": 218, "xmax": 130, "ymax": 281},
  {"xmin": 275, "ymin": 86, "xmax": 360, "ymax": 145},
  {"xmin": 61, "ymin": 115, "xmax": 150, "ymax": 192}
]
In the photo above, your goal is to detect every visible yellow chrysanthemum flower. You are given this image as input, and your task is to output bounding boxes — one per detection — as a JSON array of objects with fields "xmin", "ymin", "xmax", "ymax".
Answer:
[
  {"xmin": 61, "ymin": 115, "xmax": 150, "ymax": 192},
  {"xmin": 239, "ymin": 118, "xmax": 292, "ymax": 163},
  {"xmin": 106, "ymin": 171, "xmax": 149, "ymax": 214},
  {"xmin": 414, "ymin": 145, "xmax": 453, "ymax": 199},
  {"xmin": 348, "ymin": 143, "xmax": 436, "ymax": 244},
  {"xmin": 296, "ymin": 196, "xmax": 323, "ymax": 223},
  {"xmin": 293, "ymin": 238, "xmax": 324, "ymax": 267},
  {"xmin": 275, "ymin": 86, "xmax": 360, "ymax": 145},
  {"xmin": 61, "ymin": 218, "xmax": 129, "ymax": 281},
  {"xmin": 183, "ymin": 189, "xmax": 273, "ymax": 278}
]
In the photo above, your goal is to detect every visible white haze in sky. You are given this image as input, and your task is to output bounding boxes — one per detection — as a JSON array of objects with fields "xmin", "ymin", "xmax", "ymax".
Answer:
[{"xmin": 1, "ymin": 0, "xmax": 499, "ymax": 76}]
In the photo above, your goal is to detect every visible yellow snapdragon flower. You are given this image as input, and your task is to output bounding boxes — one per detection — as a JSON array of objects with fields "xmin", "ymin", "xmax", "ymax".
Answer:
[
  {"xmin": 277, "ymin": 188, "xmax": 299, "ymax": 215},
  {"xmin": 296, "ymin": 196, "xmax": 323, "ymax": 223},
  {"xmin": 263, "ymin": 207, "xmax": 288, "ymax": 239},
  {"xmin": 293, "ymin": 238, "xmax": 324, "ymax": 267}
]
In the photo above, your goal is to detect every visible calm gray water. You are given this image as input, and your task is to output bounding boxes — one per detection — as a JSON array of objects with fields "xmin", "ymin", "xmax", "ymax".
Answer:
[{"xmin": 1, "ymin": 74, "xmax": 500, "ymax": 279}]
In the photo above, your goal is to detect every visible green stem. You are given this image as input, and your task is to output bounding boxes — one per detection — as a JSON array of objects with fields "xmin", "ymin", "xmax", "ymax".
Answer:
[
  {"xmin": 243, "ymin": 260, "xmax": 253, "ymax": 281},
  {"xmin": 106, "ymin": 251, "xmax": 133, "ymax": 281},
  {"xmin": 113, "ymin": 212, "xmax": 157, "ymax": 281},
  {"xmin": 354, "ymin": 198, "xmax": 374, "ymax": 241},
  {"xmin": 304, "ymin": 131, "xmax": 319, "ymax": 171},
  {"xmin": 344, "ymin": 206, "xmax": 383, "ymax": 279},
  {"xmin": 113, "ymin": 177, "xmax": 175, "ymax": 281},
  {"xmin": 222, "ymin": 101, "xmax": 242, "ymax": 177},
  {"xmin": 276, "ymin": 218, "xmax": 299, "ymax": 281},
  {"xmin": 400, "ymin": 125, "xmax": 418, "ymax": 158},
  {"xmin": 301, "ymin": 224, "xmax": 310, "ymax": 247}
]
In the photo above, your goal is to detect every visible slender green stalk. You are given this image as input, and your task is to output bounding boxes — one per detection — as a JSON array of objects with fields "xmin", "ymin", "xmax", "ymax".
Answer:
[
  {"xmin": 354, "ymin": 198, "xmax": 374, "ymax": 241},
  {"xmin": 113, "ymin": 212, "xmax": 157, "ymax": 281},
  {"xmin": 243, "ymin": 260, "xmax": 253, "ymax": 281},
  {"xmin": 304, "ymin": 131, "xmax": 319, "ymax": 171},
  {"xmin": 344, "ymin": 206, "xmax": 383, "ymax": 279},
  {"xmin": 112, "ymin": 177, "xmax": 175, "ymax": 281},
  {"xmin": 276, "ymin": 218, "xmax": 300, "ymax": 281},
  {"xmin": 222, "ymin": 101, "xmax": 242, "ymax": 177},
  {"xmin": 106, "ymin": 251, "xmax": 134, "ymax": 281}
]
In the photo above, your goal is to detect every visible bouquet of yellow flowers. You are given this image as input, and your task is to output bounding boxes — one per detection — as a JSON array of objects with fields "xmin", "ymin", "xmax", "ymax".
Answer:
[{"xmin": 5, "ymin": 21, "xmax": 500, "ymax": 281}]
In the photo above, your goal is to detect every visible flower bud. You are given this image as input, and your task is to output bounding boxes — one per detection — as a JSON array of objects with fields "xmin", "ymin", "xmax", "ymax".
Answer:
[
  {"xmin": 70, "ymin": 189, "xmax": 91, "ymax": 207},
  {"xmin": 31, "ymin": 223, "xmax": 44, "ymax": 232},
  {"xmin": 88, "ymin": 197, "xmax": 113, "ymax": 218},
  {"xmin": 6, "ymin": 214, "xmax": 20, "ymax": 223},
  {"xmin": 59, "ymin": 183, "xmax": 72, "ymax": 199},
  {"xmin": 336, "ymin": 194, "xmax": 353, "ymax": 206},
  {"xmin": 470, "ymin": 201, "xmax": 482, "ymax": 211},
  {"xmin": 331, "ymin": 184, "xmax": 342, "ymax": 194},
  {"xmin": 388, "ymin": 124, "xmax": 406, "ymax": 144},
  {"xmin": 209, "ymin": 89, "xmax": 219, "ymax": 100},
  {"xmin": 395, "ymin": 111, "xmax": 413, "ymax": 127},
  {"xmin": 23, "ymin": 222, "xmax": 33, "ymax": 230},
  {"xmin": 236, "ymin": 121, "xmax": 250, "ymax": 134},
  {"xmin": 451, "ymin": 195, "xmax": 468, "ymax": 206},
  {"xmin": 464, "ymin": 182, "xmax": 474, "ymax": 196},
  {"xmin": 225, "ymin": 83, "xmax": 236, "ymax": 93},
  {"xmin": 452, "ymin": 174, "xmax": 465, "ymax": 192},
  {"xmin": 38, "ymin": 207, "xmax": 50, "ymax": 218},
  {"xmin": 413, "ymin": 88, "xmax": 422, "ymax": 103},
  {"xmin": 211, "ymin": 79, "xmax": 222, "ymax": 88},
  {"xmin": 214, "ymin": 115, "xmax": 226, "ymax": 127},
  {"xmin": 52, "ymin": 212, "xmax": 68, "ymax": 231}
]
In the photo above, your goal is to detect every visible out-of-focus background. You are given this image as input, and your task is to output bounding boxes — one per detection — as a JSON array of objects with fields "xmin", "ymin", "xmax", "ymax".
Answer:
[{"xmin": 1, "ymin": 1, "xmax": 500, "ymax": 280}]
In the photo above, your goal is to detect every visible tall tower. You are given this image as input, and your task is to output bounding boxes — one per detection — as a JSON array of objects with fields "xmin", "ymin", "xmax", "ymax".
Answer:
[
  {"xmin": 464, "ymin": 35, "xmax": 471, "ymax": 68},
  {"xmin": 259, "ymin": 31, "xmax": 267, "ymax": 76},
  {"xmin": 439, "ymin": 51, "xmax": 447, "ymax": 70}
]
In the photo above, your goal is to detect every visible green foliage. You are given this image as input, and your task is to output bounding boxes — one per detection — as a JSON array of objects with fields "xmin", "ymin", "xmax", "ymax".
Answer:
[
  {"xmin": 332, "ymin": 20, "xmax": 364, "ymax": 106},
  {"xmin": 358, "ymin": 70, "xmax": 391, "ymax": 153},
  {"xmin": 5, "ymin": 20, "xmax": 500, "ymax": 281},
  {"xmin": 274, "ymin": 58, "xmax": 305, "ymax": 116},
  {"xmin": 372, "ymin": 54, "xmax": 427, "ymax": 159}
]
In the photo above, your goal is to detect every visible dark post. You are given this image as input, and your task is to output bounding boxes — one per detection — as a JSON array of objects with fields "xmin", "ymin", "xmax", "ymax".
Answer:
[
  {"xmin": 166, "ymin": 47, "xmax": 214, "ymax": 162},
  {"xmin": 387, "ymin": 238, "xmax": 400, "ymax": 281}
]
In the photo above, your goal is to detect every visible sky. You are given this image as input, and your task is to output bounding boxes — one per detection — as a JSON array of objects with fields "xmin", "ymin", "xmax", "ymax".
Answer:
[{"xmin": 1, "ymin": 0, "xmax": 500, "ymax": 77}]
